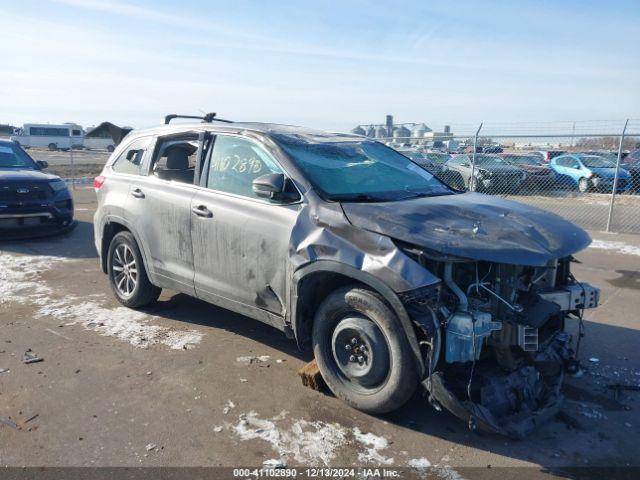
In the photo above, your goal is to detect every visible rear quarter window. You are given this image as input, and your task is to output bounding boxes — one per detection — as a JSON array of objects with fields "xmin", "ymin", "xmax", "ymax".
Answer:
[{"xmin": 111, "ymin": 137, "xmax": 151, "ymax": 175}]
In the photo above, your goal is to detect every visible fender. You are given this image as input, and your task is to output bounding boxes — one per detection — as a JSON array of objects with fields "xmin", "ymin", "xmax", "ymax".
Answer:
[
  {"xmin": 99, "ymin": 214, "xmax": 155, "ymax": 283},
  {"xmin": 291, "ymin": 260, "xmax": 426, "ymax": 378}
]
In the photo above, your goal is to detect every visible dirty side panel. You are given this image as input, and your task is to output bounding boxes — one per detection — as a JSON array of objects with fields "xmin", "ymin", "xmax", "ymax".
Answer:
[
  {"xmin": 125, "ymin": 176, "xmax": 197, "ymax": 294},
  {"xmin": 191, "ymin": 189, "xmax": 299, "ymax": 317}
]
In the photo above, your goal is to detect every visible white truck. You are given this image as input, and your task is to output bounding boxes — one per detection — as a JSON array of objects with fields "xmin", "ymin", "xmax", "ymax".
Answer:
[{"xmin": 10, "ymin": 123, "xmax": 84, "ymax": 150}]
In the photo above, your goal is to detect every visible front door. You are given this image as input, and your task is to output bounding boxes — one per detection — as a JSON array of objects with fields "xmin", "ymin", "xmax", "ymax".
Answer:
[{"xmin": 190, "ymin": 134, "xmax": 300, "ymax": 321}]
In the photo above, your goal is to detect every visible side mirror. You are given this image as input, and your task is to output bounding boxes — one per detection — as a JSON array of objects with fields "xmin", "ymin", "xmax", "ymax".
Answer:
[
  {"xmin": 252, "ymin": 173, "xmax": 298, "ymax": 202},
  {"xmin": 36, "ymin": 160, "xmax": 48, "ymax": 169},
  {"xmin": 126, "ymin": 150, "xmax": 137, "ymax": 160}
]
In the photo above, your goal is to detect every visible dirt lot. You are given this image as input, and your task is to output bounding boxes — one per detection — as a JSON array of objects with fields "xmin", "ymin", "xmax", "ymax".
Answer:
[
  {"xmin": 29, "ymin": 148, "xmax": 110, "ymax": 179},
  {"xmin": 1, "ymin": 187, "xmax": 639, "ymax": 478}
]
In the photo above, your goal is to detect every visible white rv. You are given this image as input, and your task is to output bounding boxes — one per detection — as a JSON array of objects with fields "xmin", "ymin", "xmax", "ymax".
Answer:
[
  {"xmin": 10, "ymin": 123, "xmax": 84, "ymax": 150},
  {"xmin": 84, "ymin": 125, "xmax": 116, "ymax": 152}
]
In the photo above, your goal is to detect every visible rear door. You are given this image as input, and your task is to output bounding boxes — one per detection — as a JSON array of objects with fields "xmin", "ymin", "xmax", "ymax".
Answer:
[
  {"xmin": 125, "ymin": 131, "xmax": 203, "ymax": 295},
  {"xmin": 190, "ymin": 133, "xmax": 300, "ymax": 322},
  {"xmin": 106, "ymin": 135, "xmax": 152, "ymax": 227}
]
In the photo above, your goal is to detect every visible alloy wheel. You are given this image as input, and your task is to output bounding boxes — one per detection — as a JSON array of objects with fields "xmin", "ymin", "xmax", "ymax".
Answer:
[{"xmin": 112, "ymin": 243, "xmax": 137, "ymax": 297}]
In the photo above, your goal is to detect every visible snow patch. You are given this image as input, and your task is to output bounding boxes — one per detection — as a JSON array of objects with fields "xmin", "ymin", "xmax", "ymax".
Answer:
[
  {"xmin": 236, "ymin": 355, "xmax": 271, "ymax": 365},
  {"xmin": 589, "ymin": 240, "xmax": 640, "ymax": 256},
  {"xmin": 353, "ymin": 428, "xmax": 394, "ymax": 465},
  {"xmin": 231, "ymin": 412, "xmax": 398, "ymax": 466},
  {"xmin": 1, "ymin": 252, "xmax": 202, "ymax": 350},
  {"xmin": 408, "ymin": 457, "xmax": 431, "ymax": 468},
  {"xmin": 0, "ymin": 253, "xmax": 64, "ymax": 303},
  {"xmin": 232, "ymin": 411, "xmax": 348, "ymax": 466}
]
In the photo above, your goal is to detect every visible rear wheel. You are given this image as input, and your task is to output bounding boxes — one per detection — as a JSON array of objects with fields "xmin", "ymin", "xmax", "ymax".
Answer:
[
  {"xmin": 48, "ymin": 143, "xmax": 57, "ymax": 151},
  {"xmin": 312, "ymin": 286, "xmax": 418, "ymax": 414},
  {"xmin": 107, "ymin": 145, "xmax": 115, "ymax": 152},
  {"xmin": 107, "ymin": 231, "xmax": 161, "ymax": 308}
]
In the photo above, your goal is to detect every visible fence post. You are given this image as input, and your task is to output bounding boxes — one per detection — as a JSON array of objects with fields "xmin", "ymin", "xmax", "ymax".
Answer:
[
  {"xmin": 605, "ymin": 119, "xmax": 628, "ymax": 232},
  {"xmin": 69, "ymin": 145, "xmax": 76, "ymax": 191},
  {"xmin": 469, "ymin": 122, "xmax": 483, "ymax": 191}
]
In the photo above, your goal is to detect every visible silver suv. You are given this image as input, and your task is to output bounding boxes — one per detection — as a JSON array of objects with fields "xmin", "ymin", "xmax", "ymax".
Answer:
[{"xmin": 94, "ymin": 114, "xmax": 599, "ymax": 437}]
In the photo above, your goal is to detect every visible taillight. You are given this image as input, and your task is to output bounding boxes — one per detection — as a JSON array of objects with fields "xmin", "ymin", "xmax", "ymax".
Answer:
[{"xmin": 93, "ymin": 175, "xmax": 106, "ymax": 190}]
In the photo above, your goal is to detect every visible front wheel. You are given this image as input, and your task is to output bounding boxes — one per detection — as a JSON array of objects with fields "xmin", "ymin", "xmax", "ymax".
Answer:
[
  {"xmin": 48, "ymin": 143, "xmax": 58, "ymax": 151},
  {"xmin": 312, "ymin": 286, "xmax": 418, "ymax": 414},
  {"xmin": 107, "ymin": 231, "xmax": 161, "ymax": 308},
  {"xmin": 578, "ymin": 177, "xmax": 590, "ymax": 193}
]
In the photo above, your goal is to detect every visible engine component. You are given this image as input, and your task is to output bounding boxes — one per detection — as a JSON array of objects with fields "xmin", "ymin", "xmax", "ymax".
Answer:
[
  {"xmin": 514, "ymin": 291, "xmax": 561, "ymax": 328},
  {"xmin": 428, "ymin": 331, "xmax": 572, "ymax": 438},
  {"xmin": 517, "ymin": 325, "xmax": 538, "ymax": 352},
  {"xmin": 445, "ymin": 310, "xmax": 502, "ymax": 363},
  {"xmin": 480, "ymin": 366, "xmax": 543, "ymax": 418},
  {"xmin": 538, "ymin": 282, "xmax": 599, "ymax": 311}
]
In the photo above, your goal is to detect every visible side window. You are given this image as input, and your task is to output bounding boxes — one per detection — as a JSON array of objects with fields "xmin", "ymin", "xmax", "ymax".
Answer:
[
  {"xmin": 112, "ymin": 137, "xmax": 150, "ymax": 175},
  {"xmin": 151, "ymin": 135, "xmax": 199, "ymax": 184},
  {"xmin": 206, "ymin": 135, "xmax": 283, "ymax": 199}
]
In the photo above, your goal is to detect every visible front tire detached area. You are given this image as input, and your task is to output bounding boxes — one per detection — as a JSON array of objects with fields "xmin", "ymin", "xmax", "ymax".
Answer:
[
  {"xmin": 312, "ymin": 286, "xmax": 418, "ymax": 414},
  {"xmin": 107, "ymin": 231, "xmax": 161, "ymax": 308}
]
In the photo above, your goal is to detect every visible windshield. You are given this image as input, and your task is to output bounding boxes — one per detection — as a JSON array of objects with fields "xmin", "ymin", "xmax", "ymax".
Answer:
[
  {"xmin": 505, "ymin": 155, "xmax": 542, "ymax": 166},
  {"xmin": 275, "ymin": 137, "xmax": 453, "ymax": 201},
  {"xmin": 0, "ymin": 143, "xmax": 38, "ymax": 169},
  {"xmin": 578, "ymin": 155, "xmax": 616, "ymax": 168}
]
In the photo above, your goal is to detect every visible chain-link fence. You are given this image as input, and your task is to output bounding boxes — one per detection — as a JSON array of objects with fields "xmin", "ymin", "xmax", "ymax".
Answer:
[
  {"xmin": 4, "ymin": 119, "xmax": 640, "ymax": 233},
  {"xmin": 368, "ymin": 119, "xmax": 640, "ymax": 234}
]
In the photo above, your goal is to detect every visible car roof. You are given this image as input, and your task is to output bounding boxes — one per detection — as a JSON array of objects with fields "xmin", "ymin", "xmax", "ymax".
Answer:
[{"xmin": 127, "ymin": 121, "xmax": 365, "ymax": 144}]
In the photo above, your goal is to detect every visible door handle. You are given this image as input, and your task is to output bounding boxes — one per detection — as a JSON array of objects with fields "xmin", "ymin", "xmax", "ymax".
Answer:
[
  {"xmin": 131, "ymin": 188, "xmax": 145, "ymax": 199},
  {"xmin": 191, "ymin": 205, "xmax": 213, "ymax": 218}
]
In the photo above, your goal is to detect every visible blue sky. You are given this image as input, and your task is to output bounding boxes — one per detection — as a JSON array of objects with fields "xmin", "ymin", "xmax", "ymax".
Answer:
[{"xmin": 2, "ymin": 0, "xmax": 639, "ymax": 131}]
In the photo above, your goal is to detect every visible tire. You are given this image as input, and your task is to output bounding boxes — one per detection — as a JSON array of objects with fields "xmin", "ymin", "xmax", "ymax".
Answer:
[
  {"xmin": 107, "ymin": 145, "xmax": 115, "ymax": 152},
  {"xmin": 107, "ymin": 231, "xmax": 161, "ymax": 308},
  {"xmin": 466, "ymin": 176, "xmax": 479, "ymax": 192},
  {"xmin": 578, "ymin": 177, "xmax": 590, "ymax": 193},
  {"xmin": 312, "ymin": 286, "xmax": 418, "ymax": 414},
  {"xmin": 48, "ymin": 143, "xmax": 58, "ymax": 151}
]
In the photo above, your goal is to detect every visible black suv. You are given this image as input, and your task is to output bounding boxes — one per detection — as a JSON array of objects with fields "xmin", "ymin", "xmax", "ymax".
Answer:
[{"xmin": 0, "ymin": 140, "xmax": 73, "ymax": 233}]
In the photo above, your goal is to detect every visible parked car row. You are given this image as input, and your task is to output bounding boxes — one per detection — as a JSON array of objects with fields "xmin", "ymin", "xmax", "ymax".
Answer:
[{"xmin": 398, "ymin": 146, "xmax": 640, "ymax": 194}]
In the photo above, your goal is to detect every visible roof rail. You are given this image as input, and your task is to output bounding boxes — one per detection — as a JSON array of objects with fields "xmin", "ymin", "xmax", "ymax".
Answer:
[{"xmin": 164, "ymin": 113, "xmax": 234, "ymax": 125}]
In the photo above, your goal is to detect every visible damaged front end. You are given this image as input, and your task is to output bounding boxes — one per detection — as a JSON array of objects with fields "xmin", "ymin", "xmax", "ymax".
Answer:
[{"xmin": 400, "ymin": 246, "xmax": 599, "ymax": 438}]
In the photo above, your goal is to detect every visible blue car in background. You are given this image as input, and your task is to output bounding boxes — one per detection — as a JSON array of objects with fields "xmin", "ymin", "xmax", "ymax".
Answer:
[{"xmin": 549, "ymin": 153, "xmax": 631, "ymax": 193}]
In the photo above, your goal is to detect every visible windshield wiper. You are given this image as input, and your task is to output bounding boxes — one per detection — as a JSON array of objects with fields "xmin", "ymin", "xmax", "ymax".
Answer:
[
  {"xmin": 399, "ymin": 189, "xmax": 454, "ymax": 199},
  {"xmin": 328, "ymin": 193, "xmax": 391, "ymax": 202}
]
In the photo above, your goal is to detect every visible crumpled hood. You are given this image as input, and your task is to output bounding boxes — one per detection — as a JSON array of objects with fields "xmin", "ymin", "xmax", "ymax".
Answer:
[
  {"xmin": 341, "ymin": 192, "xmax": 591, "ymax": 266},
  {"xmin": 0, "ymin": 168, "xmax": 59, "ymax": 182}
]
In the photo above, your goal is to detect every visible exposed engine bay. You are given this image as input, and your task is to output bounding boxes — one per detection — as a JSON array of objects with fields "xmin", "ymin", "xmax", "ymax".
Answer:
[{"xmin": 401, "ymin": 245, "xmax": 600, "ymax": 438}]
